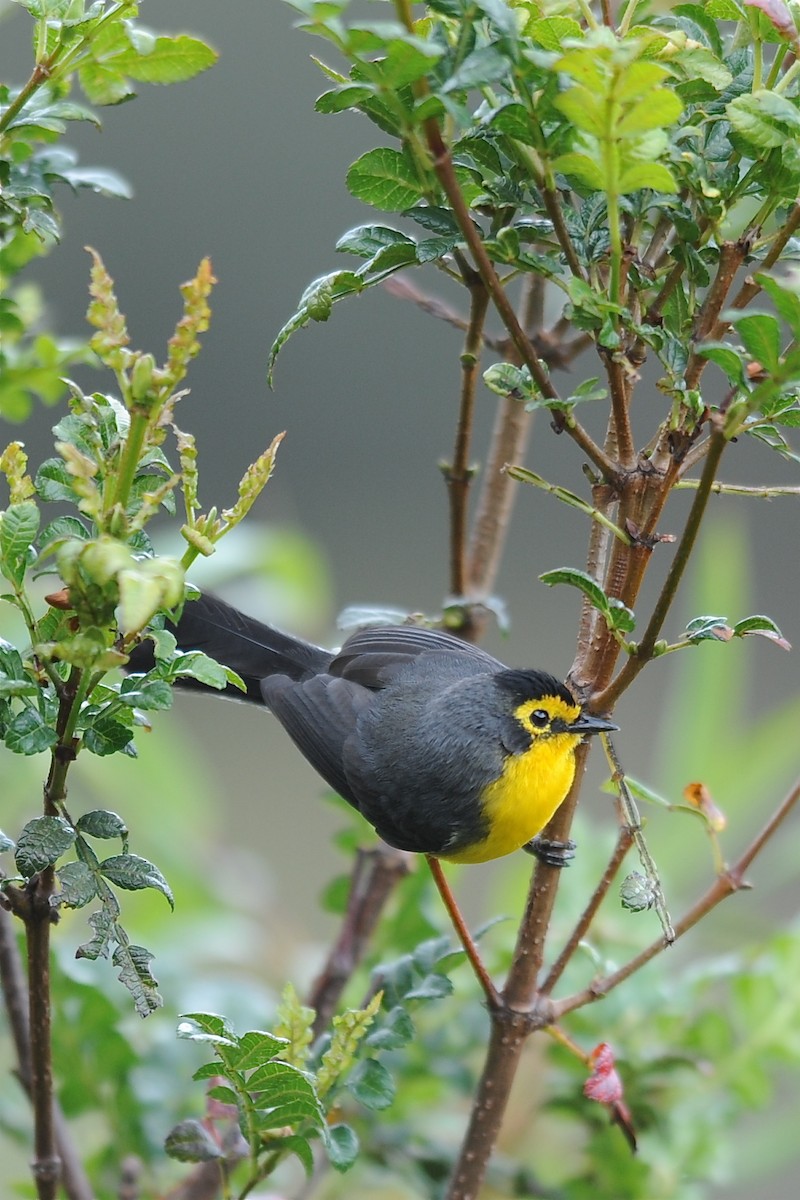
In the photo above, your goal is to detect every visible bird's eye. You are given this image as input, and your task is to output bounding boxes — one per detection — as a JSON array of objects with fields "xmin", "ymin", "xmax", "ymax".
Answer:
[{"xmin": 530, "ymin": 709, "xmax": 550, "ymax": 729}]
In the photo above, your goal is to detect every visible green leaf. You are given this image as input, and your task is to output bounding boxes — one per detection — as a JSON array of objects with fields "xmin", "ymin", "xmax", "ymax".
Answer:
[
  {"xmin": 35, "ymin": 457, "xmax": 75, "ymax": 503},
  {"xmin": 528, "ymin": 16, "xmax": 583, "ymax": 50},
  {"xmin": 348, "ymin": 1057, "xmax": 396, "ymax": 1110},
  {"xmin": 169, "ymin": 650, "xmax": 237, "ymax": 690},
  {"xmin": 483, "ymin": 362, "xmax": 535, "ymax": 401},
  {"xmin": 118, "ymin": 674, "xmax": 174, "ymax": 711},
  {"xmin": 4, "ymin": 708, "xmax": 58, "ymax": 755},
  {"xmin": 178, "ymin": 1012, "xmax": 237, "ymax": 1047},
  {"xmin": 15, "ymin": 816, "xmax": 76, "ymax": 877},
  {"xmin": 111, "ymin": 36, "xmax": 218, "ymax": 85},
  {"xmin": 365, "ymin": 1005, "xmax": 415, "ymax": 1050},
  {"xmin": 730, "ymin": 312, "xmax": 782, "ymax": 372},
  {"xmin": 685, "ymin": 614, "xmax": 732, "ymax": 643},
  {"xmin": 346, "ymin": 147, "xmax": 424, "ymax": 211},
  {"xmin": 100, "ymin": 853, "xmax": 174, "ymax": 909},
  {"xmin": 83, "ymin": 715, "xmax": 134, "ymax": 757},
  {"xmin": 0, "ymin": 500, "xmax": 40, "ymax": 585},
  {"xmin": 77, "ymin": 908, "xmax": 116, "ymax": 961},
  {"xmin": 56, "ymin": 860, "xmax": 97, "ymax": 909},
  {"xmin": 316, "ymin": 83, "xmax": 375, "ymax": 113},
  {"xmin": 279, "ymin": 1134, "xmax": 315, "ymax": 1176},
  {"xmin": 540, "ymin": 567, "xmax": 612, "ymax": 618},
  {"xmin": 732, "ymin": 614, "xmax": 791, "ymax": 650},
  {"xmin": 755, "ymin": 272, "xmax": 800, "ymax": 335},
  {"xmin": 112, "ymin": 941, "xmax": 162, "ymax": 1017},
  {"xmin": 324, "ymin": 1122, "xmax": 359, "ymax": 1172},
  {"xmin": 440, "ymin": 44, "xmax": 510, "ymax": 94},
  {"xmin": 552, "ymin": 151, "xmax": 606, "ymax": 191},
  {"xmin": 164, "ymin": 1118, "xmax": 222, "ymax": 1163},
  {"xmin": 616, "ymin": 88, "xmax": 682, "ymax": 134},
  {"xmin": 617, "ymin": 161, "xmax": 678, "ymax": 193},
  {"xmin": 228, "ymin": 1029, "xmax": 288, "ymax": 1070},
  {"xmin": 696, "ymin": 344, "xmax": 749, "ymax": 386},
  {"xmin": 76, "ymin": 809, "xmax": 129, "ymax": 841},
  {"xmin": 727, "ymin": 90, "xmax": 800, "ymax": 150}
]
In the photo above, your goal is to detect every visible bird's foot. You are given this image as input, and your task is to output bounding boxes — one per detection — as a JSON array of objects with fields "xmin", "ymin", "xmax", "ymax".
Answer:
[{"xmin": 522, "ymin": 835, "xmax": 576, "ymax": 868}]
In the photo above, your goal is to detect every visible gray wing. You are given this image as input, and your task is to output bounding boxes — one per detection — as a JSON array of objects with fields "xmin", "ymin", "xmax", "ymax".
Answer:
[
  {"xmin": 260, "ymin": 673, "xmax": 370, "ymax": 809},
  {"xmin": 329, "ymin": 624, "xmax": 505, "ymax": 689}
]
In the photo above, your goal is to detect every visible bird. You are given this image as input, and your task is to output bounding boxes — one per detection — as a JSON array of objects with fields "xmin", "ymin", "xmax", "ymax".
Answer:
[{"xmin": 128, "ymin": 592, "xmax": 617, "ymax": 866}]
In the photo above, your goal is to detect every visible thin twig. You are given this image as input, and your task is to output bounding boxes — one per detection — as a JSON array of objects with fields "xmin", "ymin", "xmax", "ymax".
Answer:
[
  {"xmin": 540, "ymin": 823, "xmax": 634, "ymax": 995},
  {"xmin": 554, "ymin": 776, "xmax": 800, "ymax": 1018},
  {"xmin": 426, "ymin": 857, "xmax": 501, "ymax": 1008},
  {"xmin": 594, "ymin": 428, "xmax": 727, "ymax": 710},
  {"xmin": 675, "ymin": 479, "xmax": 800, "ymax": 498},
  {"xmin": 684, "ymin": 239, "xmax": 750, "ymax": 389},
  {"xmin": 444, "ymin": 274, "xmax": 490, "ymax": 599}
]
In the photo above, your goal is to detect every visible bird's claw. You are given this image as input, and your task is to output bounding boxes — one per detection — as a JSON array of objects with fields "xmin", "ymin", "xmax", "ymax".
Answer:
[{"xmin": 522, "ymin": 835, "xmax": 576, "ymax": 868}]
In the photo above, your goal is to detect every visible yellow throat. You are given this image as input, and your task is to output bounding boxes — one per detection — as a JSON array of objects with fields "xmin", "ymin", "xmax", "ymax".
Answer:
[{"xmin": 445, "ymin": 696, "xmax": 583, "ymax": 865}]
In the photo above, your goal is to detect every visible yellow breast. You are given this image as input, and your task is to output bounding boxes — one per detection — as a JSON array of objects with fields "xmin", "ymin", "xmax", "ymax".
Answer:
[{"xmin": 444, "ymin": 732, "xmax": 581, "ymax": 864}]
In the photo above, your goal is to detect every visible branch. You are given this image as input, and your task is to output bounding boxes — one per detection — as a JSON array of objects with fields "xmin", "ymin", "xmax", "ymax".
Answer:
[
  {"xmin": 307, "ymin": 844, "xmax": 411, "ymax": 1038},
  {"xmin": 443, "ymin": 273, "xmax": 490, "ymax": 600},
  {"xmin": 0, "ymin": 907, "xmax": 94, "ymax": 1200},
  {"xmin": 594, "ymin": 427, "xmax": 727, "ymax": 710},
  {"xmin": 554, "ymin": 775, "xmax": 800, "ymax": 1018}
]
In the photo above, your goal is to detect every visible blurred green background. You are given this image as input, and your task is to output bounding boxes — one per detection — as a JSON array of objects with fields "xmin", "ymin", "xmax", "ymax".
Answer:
[{"xmin": 1, "ymin": 2, "xmax": 799, "ymax": 1196}]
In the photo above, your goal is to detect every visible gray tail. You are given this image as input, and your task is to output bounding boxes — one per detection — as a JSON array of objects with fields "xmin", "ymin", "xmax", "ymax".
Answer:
[{"xmin": 127, "ymin": 592, "xmax": 332, "ymax": 703}]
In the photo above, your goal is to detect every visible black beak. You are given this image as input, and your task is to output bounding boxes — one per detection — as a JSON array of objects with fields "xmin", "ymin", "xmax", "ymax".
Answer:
[{"xmin": 571, "ymin": 711, "xmax": 618, "ymax": 736}]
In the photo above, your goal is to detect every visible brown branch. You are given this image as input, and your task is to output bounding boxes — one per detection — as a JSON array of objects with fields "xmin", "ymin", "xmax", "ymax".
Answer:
[
  {"xmin": 307, "ymin": 844, "xmax": 411, "ymax": 1038},
  {"xmin": 724, "ymin": 202, "xmax": 800, "ymax": 318},
  {"xmin": 684, "ymin": 239, "xmax": 750, "ymax": 389},
  {"xmin": 443, "ymin": 274, "xmax": 490, "ymax": 599},
  {"xmin": 594, "ymin": 427, "xmax": 727, "ymax": 710},
  {"xmin": 540, "ymin": 821, "xmax": 635, "ymax": 996},
  {"xmin": 554, "ymin": 775, "xmax": 800, "ymax": 1018},
  {"xmin": 24, "ymin": 871, "xmax": 60, "ymax": 1200}
]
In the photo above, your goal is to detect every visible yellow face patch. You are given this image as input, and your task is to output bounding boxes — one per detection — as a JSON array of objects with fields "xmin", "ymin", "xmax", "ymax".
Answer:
[{"xmin": 444, "ymin": 695, "xmax": 584, "ymax": 865}]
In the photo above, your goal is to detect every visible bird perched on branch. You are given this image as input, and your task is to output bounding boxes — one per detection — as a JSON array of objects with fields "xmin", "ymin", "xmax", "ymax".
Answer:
[{"xmin": 129, "ymin": 592, "xmax": 616, "ymax": 865}]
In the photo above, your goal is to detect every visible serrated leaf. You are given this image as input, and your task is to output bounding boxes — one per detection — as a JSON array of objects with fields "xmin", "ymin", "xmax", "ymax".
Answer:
[
  {"xmin": 56, "ymin": 860, "xmax": 97, "ymax": 909},
  {"xmin": 113, "ymin": 942, "xmax": 162, "ymax": 1017},
  {"xmin": 76, "ymin": 907, "xmax": 116, "ymax": 961},
  {"xmin": 727, "ymin": 90, "xmax": 800, "ymax": 149},
  {"xmin": 177, "ymin": 1012, "xmax": 237, "ymax": 1047},
  {"xmin": 540, "ymin": 567, "xmax": 612, "ymax": 617},
  {"xmin": 4, "ymin": 708, "xmax": 58, "ymax": 755},
  {"xmin": 83, "ymin": 715, "xmax": 134, "ymax": 757},
  {"xmin": 76, "ymin": 809, "xmax": 129, "ymax": 841},
  {"xmin": 336, "ymin": 224, "xmax": 415, "ymax": 259},
  {"xmin": 346, "ymin": 147, "xmax": 423, "ymax": 211},
  {"xmin": 348, "ymin": 1057, "xmax": 395, "ymax": 1110},
  {"xmin": 112, "ymin": 36, "xmax": 218, "ymax": 85},
  {"xmin": 616, "ymin": 89, "xmax": 682, "ymax": 134},
  {"xmin": 229, "ymin": 1030, "xmax": 288, "ymax": 1071},
  {"xmin": 35, "ymin": 457, "xmax": 77, "ymax": 503},
  {"xmin": 405, "ymin": 970, "xmax": 453, "ymax": 1001},
  {"xmin": 100, "ymin": 853, "xmax": 174, "ymax": 909},
  {"xmin": 164, "ymin": 1118, "xmax": 222, "ymax": 1163},
  {"xmin": 15, "ymin": 816, "xmax": 75, "ymax": 877},
  {"xmin": 324, "ymin": 1122, "xmax": 359, "ymax": 1172},
  {"xmin": 608, "ymin": 598, "xmax": 636, "ymax": 633},
  {"xmin": 0, "ymin": 500, "xmax": 40, "ymax": 584},
  {"xmin": 118, "ymin": 675, "xmax": 174, "ymax": 711}
]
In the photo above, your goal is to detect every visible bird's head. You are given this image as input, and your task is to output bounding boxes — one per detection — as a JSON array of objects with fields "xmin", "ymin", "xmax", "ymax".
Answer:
[{"xmin": 494, "ymin": 669, "xmax": 617, "ymax": 755}]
